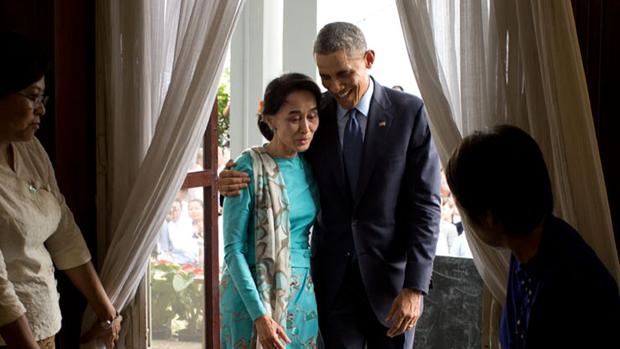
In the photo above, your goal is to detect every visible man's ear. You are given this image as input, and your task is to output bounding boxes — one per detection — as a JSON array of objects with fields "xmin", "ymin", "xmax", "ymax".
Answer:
[{"xmin": 364, "ymin": 50, "xmax": 375, "ymax": 69}]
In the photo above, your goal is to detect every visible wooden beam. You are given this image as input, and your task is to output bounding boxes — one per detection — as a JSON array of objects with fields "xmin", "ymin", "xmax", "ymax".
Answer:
[{"xmin": 204, "ymin": 101, "xmax": 221, "ymax": 349}]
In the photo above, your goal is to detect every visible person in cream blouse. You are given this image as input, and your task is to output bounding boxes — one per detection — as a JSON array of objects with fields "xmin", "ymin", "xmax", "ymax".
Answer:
[{"xmin": 0, "ymin": 31, "xmax": 121, "ymax": 349}]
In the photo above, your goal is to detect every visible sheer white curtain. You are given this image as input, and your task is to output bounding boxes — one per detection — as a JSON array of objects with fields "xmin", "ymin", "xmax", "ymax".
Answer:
[
  {"xmin": 396, "ymin": 0, "xmax": 620, "ymax": 346},
  {"xmin": 84, "ymin": 1, "xmax": 244, "ymax": 348}
]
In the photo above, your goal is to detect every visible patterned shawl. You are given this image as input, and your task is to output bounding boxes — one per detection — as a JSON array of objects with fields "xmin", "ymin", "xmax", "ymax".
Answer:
[{"xmin": 247, "ymin": 147, "xmax": 291, "ymax": 346}]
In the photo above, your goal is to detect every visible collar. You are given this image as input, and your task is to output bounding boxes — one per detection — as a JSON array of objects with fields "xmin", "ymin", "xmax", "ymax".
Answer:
[
  {"xmin": 515, "ymin": 215, "xmax": 556, "ymax": 278},
  {"xmin": 336, "ymin": 76, "xmax": 374, "ymax": 120}
]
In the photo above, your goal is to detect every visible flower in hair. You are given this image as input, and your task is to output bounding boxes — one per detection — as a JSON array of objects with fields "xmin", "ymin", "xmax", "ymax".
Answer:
[{"xmin": 257, "ymin": 100, "xmax": 264, "ymax": 115}]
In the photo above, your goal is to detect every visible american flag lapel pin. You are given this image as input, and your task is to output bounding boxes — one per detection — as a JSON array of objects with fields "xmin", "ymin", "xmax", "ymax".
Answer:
[{"xmin": 378, "ymin": 120, "xmax": 387, "ymax": 127}]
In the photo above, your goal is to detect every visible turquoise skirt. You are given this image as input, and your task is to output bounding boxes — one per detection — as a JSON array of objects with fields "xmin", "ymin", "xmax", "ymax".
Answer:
[{"xmin": 220, "ymin": 249, "xmax": 318, "ymax": 348}]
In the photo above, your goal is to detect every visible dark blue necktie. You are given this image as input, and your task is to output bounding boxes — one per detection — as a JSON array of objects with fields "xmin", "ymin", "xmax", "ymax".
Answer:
[{"xmin": 343, "ymin": 109, "xmax": 363, "ymax": 194}]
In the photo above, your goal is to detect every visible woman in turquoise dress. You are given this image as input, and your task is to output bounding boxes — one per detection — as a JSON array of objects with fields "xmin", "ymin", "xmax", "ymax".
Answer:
[{"xmin": 220, "ymin": 73, "xmax": 321, "ymax": 349}]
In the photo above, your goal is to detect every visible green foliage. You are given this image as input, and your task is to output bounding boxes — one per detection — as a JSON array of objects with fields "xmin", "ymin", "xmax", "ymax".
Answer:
[
  {"xmin": 150, "ymin": 261, "xmax": 179, "ymax": 335},
  {"xmin": 150, "ymin": 260, "xmax": 204, "ymax": 337},
  {"xmin": 173, "ymin": 265, "xmax": 204, "ymax": 335},
  {"xmin": 217, "ymin": 68, "xmax": 230, "ymax": 148}
]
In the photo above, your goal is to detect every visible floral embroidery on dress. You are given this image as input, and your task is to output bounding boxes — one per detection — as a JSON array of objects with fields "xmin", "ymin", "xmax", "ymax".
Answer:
[{"xmin": 219, "ymin": 151, "xmax": 319, "ymax": 348}]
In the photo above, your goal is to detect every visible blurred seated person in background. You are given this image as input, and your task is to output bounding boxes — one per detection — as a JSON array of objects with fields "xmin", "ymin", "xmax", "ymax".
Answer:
[
  {"xmin": 156, "ymin": 219, "xmax": 171, "ymax": 257},
  {"xmin": 188, "ymin": 199, "xmax": 204, "ymax": 239},
  {"xmin": 156, "ymin": 206, "xmax": 174, "ymax": 258},
  {"xmin": 449, "ymin": 229, "xmax": 473, "ymax": 259},
  {"xmin": 446, "ymin": 124, "xmax": 619, "ymax": 349},
  {"xmin": 436, "ymin": 196, "xmax": 458, "ymax": 256},
  {"xmin": 166, "ymin": 199, "xmax": 197, "ymax": 265},
  {"xmin": 437, "ymin": 170, "xmax": 470, "ymax": 258},
  {"xmin": 188, "ymin": 199, "xmax": 204, "ymax": 265}
]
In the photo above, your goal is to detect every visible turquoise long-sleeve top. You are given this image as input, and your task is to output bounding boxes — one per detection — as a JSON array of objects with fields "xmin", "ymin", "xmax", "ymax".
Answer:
[{"xmin": 222, "ymin": 152, "xmax": 319, "ymax": 321}]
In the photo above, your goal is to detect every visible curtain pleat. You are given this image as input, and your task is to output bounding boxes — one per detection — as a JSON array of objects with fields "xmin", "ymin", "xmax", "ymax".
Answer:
[
  {"xmin": 84, "ymin": 1, "xmax": 245, "ymax": 348},
  {"xmin": 396, "ymin": 0, "xmax": 620, "ymax": 347}
]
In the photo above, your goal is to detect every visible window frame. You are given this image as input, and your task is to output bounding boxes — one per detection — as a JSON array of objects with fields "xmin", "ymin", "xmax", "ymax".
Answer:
[{"xmin": 147, "ymin": 100, "xmax": 220, "ymax": 349}]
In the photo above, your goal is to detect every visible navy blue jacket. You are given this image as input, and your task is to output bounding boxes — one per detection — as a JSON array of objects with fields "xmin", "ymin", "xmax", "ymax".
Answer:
[{"xmin": 500, "ymin": 215, "xmax": 620, "ymax": 348}]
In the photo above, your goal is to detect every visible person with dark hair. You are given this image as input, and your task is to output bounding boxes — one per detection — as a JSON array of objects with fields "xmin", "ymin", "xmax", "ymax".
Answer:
[
  {"xmin": 188, "ymin": 198, "xmax": 204, "ymax": 239},
  {"xmin": 219, "ymin": 73, "xmax": 322, "ymax": 348},
  {"xmin": 446, "ymin": 125, "xmax": 619, "ymax": 349},
  {"xmin": 0, "ymin": 32, "xmax": 121, "ymax": 348},
  {"xmin": 219, "ymin": 22, "xmax": 441, "ymax": 348}
]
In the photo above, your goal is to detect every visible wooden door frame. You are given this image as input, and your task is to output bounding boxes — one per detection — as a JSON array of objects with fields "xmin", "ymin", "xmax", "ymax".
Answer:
[{"xmin": 181, "ymin": 101, "xmax": 220, "ymax": 349}]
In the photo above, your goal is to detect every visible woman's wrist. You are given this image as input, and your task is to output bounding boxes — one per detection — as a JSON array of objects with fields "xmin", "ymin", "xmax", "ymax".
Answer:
[
  {"xmin": 254, "ymin": 314, "xmax": 269, "ymax": 324},
  {"xmin": 95, "ymin": 302, "xmax": 118, "ymax": 324},
  {"xmin": 64, "ymin": 262, "xmax": 117, "ymax": 324},
  {"xmin": 98, "ymin": 310, "xmax": 120, "ymax": 329}
]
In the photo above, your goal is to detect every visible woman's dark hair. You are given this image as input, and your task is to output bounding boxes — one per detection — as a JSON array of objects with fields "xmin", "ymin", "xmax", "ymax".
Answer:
[
  {"xmin": 257, "ymin": 73, "xmax": 322, "ymax": 140},
  {"xmin": 0, "ymin": 31, "xmax": 48, "ymax": 97},
  {"xmin": 445, "ymin": 125, "xmax": 553, "ymax": 237}
]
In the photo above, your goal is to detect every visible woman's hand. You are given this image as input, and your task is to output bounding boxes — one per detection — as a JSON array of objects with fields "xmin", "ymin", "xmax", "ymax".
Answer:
[
  {"xmin": 64, "ymin": 262, "xmax": 122, "ymax": 347},
  {"xmin": 80, "ymin": 314, "xmax": 122, "ymax": 348},
  {"xmin": 254, "ymin": 315, "xmax": 291, "ymax": 349},
  {"xmin": 101, "ymin": 314, "xmax": 122, "ymax": 349}
]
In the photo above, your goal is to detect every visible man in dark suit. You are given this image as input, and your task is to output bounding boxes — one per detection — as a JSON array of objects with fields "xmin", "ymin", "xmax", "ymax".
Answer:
[
  {"xmin": 445, "ymin": 125, "xmax": 619, "ymax": 349},
  {"xmin": 219, "ymin": 22, "xmax": 441, "ymax": 348}
]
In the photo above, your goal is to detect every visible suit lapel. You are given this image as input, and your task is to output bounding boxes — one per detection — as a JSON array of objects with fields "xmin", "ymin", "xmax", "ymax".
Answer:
[
  {"xmin": 319, "ymin": 95, "xmax": 348, "ymax": 198},
  {"xmin": 355, "ymin": 81, "xmax": 393, "ymax": 205}
]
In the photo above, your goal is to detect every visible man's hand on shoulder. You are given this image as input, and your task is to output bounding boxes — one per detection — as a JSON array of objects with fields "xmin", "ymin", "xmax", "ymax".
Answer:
[
  {"xmin": 217, "ymin": 160, "xmax": 250, "ymax": 197},
  {"xmin": 385, "ymin": 288, "xmax": 423, "ymax": 338}
]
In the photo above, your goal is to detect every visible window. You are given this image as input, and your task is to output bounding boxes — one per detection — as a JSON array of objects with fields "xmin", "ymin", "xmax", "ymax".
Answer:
[{"xmin": 149, "ymin": 99, "xmax": 223, "ymax": 349}]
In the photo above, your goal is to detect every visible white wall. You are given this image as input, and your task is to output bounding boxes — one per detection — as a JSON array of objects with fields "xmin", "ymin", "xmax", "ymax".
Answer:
[
  {"xmin": 229, "ymin": 0, "xmax": 416, "ymax": 156},
  {"xmin": 316, "ymin": 0, "xmax": 419, "ymax": 96},
  {"xmin": 283, "ymin": 0, "xmax": 318, "ymax": 78},
  {"xmin": 230, "ymin": 0, "xmax": 318, "ymax": 156}
]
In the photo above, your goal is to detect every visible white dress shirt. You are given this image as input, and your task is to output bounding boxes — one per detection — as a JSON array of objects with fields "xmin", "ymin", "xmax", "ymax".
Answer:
[{"xmin": 336, "ymin": 77, "xmax": 375, "ymax": 147}]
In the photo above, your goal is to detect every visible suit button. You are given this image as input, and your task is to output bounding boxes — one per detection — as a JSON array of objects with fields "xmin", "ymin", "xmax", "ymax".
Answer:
[{"xmin": 345, "ymin": 252, "xmax": 351, "ymax": 257}]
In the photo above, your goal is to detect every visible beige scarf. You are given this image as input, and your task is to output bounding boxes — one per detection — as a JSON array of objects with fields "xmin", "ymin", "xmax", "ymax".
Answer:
[{"xmin": 247, "ymin": 147, "xmax": 291, "ymax": 348}]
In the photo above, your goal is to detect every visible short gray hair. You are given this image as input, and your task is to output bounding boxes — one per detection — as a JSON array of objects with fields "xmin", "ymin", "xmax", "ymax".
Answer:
[{"xmin": 313, "ymin": 22, "xmax": 367, "ymax": 56}]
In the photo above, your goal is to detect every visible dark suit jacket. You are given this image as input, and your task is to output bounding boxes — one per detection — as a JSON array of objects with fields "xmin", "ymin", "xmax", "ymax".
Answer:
[
  {"xmin": 500, "ymin": 215, "xmax": 620, "ymax": 348},
  {"xmin": 306, "ymin": 78, "xmax": 441, "ymax": 325}
]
